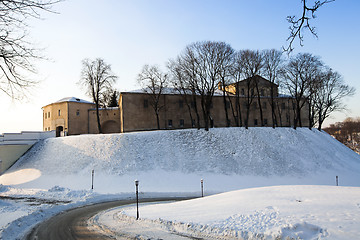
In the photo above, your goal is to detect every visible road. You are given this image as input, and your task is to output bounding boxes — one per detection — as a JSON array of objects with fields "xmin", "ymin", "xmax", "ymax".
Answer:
[{"xmin": 26, "ymin": 197, "xmax": 196, "ymax": 240}]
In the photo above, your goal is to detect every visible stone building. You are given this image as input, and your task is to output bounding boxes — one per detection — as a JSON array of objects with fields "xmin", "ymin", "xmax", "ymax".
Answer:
[
  {"xmin": 42, "ymin": 76, "xmax": 309, "ymax": 135},
  {"xmin": 42, "ymin": 97, "xmax": 121, "ymax": 136}
]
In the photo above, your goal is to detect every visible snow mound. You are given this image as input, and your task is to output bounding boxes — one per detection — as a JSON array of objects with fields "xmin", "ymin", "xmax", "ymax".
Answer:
[
  {"xmin": 116, "ymin": 185, "xmax": 359, "ymax": 239},
  {"xmin": 1, "ymin": 128, "xmax": 359, "ymax": 192}
]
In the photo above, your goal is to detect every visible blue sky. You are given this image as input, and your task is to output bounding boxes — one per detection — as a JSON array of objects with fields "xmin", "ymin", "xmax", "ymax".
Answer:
[{"xmin": 1, "ymin": 0, "xmax": 359, "ymax": 132}]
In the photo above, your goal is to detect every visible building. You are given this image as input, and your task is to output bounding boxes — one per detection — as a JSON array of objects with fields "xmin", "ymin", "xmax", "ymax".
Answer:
[
  {"xmin": 42, "ymin": 97, "xmax": 121, "ymax": 136},
  {"xmin": 42, "ymin": 76, "xmax": 309, "ymax": 135}
]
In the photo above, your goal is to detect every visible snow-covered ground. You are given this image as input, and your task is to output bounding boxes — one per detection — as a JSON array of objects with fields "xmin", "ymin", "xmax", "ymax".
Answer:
[
  {"xmin": 0, "ymin": 128, "xmax": 359, "ymax": 239},
  {"xmin": 96, "ymin": 185, "xmax": 360, "ymax": 239}
]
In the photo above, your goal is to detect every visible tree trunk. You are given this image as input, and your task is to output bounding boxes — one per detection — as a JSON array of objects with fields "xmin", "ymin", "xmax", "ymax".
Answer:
[
  {"xmin": 95, "ymin": 102, "xmax": 102, "ymax": 133},
  {"xmin": 317, "ymin": 110, "xmax": 323, "ymax": 131},
  {"xmin": 183, "ymin": 95, "xmax": 194, "ymax": 128},
  {"xmin": 255, "ymin": 83, "xmax": 264, "ymax": 126},
  {"xmin": 245, "ymin": 103, "xmax": 250, "ymax": 129},
  {"xmin": 201, "ymin": 97, "xmax": 210, "ymax": 131},
  {"xmin": 192, "ymin": 94, "xmax": 201, "ymax": 130},
  {"xmin": 156, "ymin": 111, "xmax": 160, "ymax": 130},
  {"xmin": 222, "ymin": 87, "xmax": 230, "ymax": 127},
  {"xmin": 270, "ymin": 86, "xmax": 277, "ymax": 128}
]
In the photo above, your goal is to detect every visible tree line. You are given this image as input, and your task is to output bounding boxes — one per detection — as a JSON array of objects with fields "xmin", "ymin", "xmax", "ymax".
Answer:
[
  {"xmin": 324, "ymin": 117, "xmax": 360, "ymax": 154},
  {"xmin": 137, "ymin": 41, "xmax": 355, "ymax": 131}
]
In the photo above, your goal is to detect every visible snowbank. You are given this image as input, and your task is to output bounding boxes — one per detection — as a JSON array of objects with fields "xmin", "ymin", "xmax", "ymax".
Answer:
[
  {"xmin": 1, "ymin": 128, "xmax": 359, "ymax": 193},
  {"xmin": 103, "ymin": 185, "xmax": 360, "ymax": 239}
]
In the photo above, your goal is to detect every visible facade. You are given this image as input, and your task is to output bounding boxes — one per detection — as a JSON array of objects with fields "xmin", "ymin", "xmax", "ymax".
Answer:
[
  {"xmin": 42, "ymin": 77, "xmax": 309, "ymax": 136},
  {"xmin": 42, "ymin": 97, "xmax": 121, "ymax": 136}
]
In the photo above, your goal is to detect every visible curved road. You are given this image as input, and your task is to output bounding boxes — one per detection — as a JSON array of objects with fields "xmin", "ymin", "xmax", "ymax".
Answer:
[{"xmin": 26, "ymin": 197, "xmax": 193, "ymax": 240}]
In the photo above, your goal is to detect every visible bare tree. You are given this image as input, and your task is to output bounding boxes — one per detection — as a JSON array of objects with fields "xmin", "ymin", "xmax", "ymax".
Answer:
[
  {"xmin": 170, "ymin": 49, "xmax": 202, "ymax": 129},
  {"xmin": 137, "ymin": 65, "xmax": 168, "ymax": 130},
  {"xmin": 0, "ymin": 0, "xmax": 60, "ymax": 99},
  {"xmin": 173, "ymin": 41, "xmax": 231, "ymax": 131},
  {"xmin": 284, "ymin": 0, "xmax": 335, "ymax": 53},
  {"xmin": 280, "ymin": 53, "xmax": 322, "ymax": 129},
  {"xmin": 314, "ymin": 68, "xmax": 355, "ymax": 130},
  {"xmin": 229, "ymin": 51, "xmax": 244, "ymax": 127},
  {"xmin": 217, "ymin": 43, "xmax": 234, "ymax": 127},
  {"xmin": 168, "ymin": 58, "xmax": 198, "ymax": 129},
  {"xmin": 79, "ymin": 58, "xmax": 118, "ymax": 133},
  {"xmin": 263, "ymin": 49, "xmax": 283, "ymax": 128},
  {"xmin": 239, "ymin": 49, "xmax": 264, "ymax": 129},
  {"xmin": 324, "ymin": 117, "xmax": 360, "ymax": 153}
]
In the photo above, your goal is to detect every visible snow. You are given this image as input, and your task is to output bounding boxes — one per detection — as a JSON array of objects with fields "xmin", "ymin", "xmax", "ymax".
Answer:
[
  {"xmin": 97, "ymin": 185, "xmax": 360, "ymax": 239},
  {"xmin": 0, "ymin": 127, "xmax": 359, "ymax": 239},
  {"xmin": 54, "ymin": 97, "xmax": 94, "ymax": 104}
]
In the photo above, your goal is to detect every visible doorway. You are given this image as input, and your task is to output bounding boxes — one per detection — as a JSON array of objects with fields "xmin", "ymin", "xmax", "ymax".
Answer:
[{"xmin": 56, "ymin": 126, "xmax": 64, "ymax": 137}]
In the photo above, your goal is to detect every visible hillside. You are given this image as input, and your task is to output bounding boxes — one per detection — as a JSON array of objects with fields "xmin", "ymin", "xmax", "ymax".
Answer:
[{"xmin": 1, "ymin": 128, "xmax": 360, "ymax": 193}]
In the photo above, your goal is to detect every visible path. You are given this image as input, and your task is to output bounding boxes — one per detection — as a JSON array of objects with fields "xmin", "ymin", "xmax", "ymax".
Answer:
[{"xmin": 26, "ymin": 197, "xmax": 198, "ymax": 240}]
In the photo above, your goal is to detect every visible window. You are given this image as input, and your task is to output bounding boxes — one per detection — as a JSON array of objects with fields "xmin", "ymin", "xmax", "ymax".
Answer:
[
  {"xmin": 168, "ymin": 119, "xmax": 173, "ymax": 128},
  {"xmin": 254, "ymin": 119, "xmax": 258, "ymax": 126},
  {"xmin": 241, "ymin": 88, "xmax": 245, "ymax": 96},
  {"xmin": 251, "ymin": 89, "xmax": 254, "ymax": 96},
  {"xmin": 44, "ymin": 112, "xmax": 47, "ymax": 119},
  {"xmin": 58, "ymin": 110, "xmax": 61, "ymax": 116},
  {"xmin": 264, "ymin": 118, "xmax": 268, "ymax": 125},
  {"xmin": 263, "ymin": 102, "xmax": 267, "ymax": 109},
  {"xmin": 48, "ymin": 112, "xmax": 50, "ymax": 118},
  {"xmin": 180, "ymin": 119, "xmax": 184, "ymax": 127},
  {"xmin": 179, "ymin": 100, "xmax": 184, "ymax": 108},
  {"xmin": 191, "ymin": 101, "xmax": 196, "ymax": 108},
  {"xmin": 76, "ymin": 110, "xmax": 80, "ymax": 116},
  {"xmin": 143, "ymin": 99, "xmax": 148, "ymax": 108},
  {"xmin": 260, "ymin": 89, "xmax": 265, "ymax": 96},
  {"xmin": 192, "ymin": 119, "xmax": 196, "ymax": 127}
]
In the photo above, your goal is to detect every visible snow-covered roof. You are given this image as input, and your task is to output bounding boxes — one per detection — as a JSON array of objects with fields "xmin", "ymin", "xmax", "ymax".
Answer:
[{"xmin": 54, "ymin": 97, "xmax": 94, "ymax": 104}]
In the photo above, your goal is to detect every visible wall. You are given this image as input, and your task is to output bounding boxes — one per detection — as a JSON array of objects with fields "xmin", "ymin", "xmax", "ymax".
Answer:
[
  {"xmin": 0, "ymin": 131, "xmax": 55, "ymax": 173},
  {"xmin": 88, "ymin": 108, "xmax": 121, "ymax": 134},
  {"xmin": 42, "ymin": 102, "xmax": 69, "ymax": 134},
  {"xmin": 120, "ymin": 92, "xmax": 310, "ymax": 132},
  {"xmin": 68, "ymin": 102, "xmax": 97, "ymax": 135}
]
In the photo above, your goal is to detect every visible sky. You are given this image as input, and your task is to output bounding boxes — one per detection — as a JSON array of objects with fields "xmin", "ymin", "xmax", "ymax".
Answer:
[{"xmin": 1, "ymin": 0, "xmax": 359, "ymax": 133}]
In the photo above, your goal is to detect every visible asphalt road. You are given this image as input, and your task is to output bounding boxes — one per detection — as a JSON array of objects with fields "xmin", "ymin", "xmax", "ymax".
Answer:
[{"xmin": 25, "ymin": 197, "xmax": 193, "ymax": 240}]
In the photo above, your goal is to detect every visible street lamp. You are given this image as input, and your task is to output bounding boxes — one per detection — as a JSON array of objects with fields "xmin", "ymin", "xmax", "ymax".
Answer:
[
  {"xmin": 91, "ymin": 170, "xmax": 94, "ymax": 190},
  {"xmin": 135, "ymin": 180, "xmax": 139, "ymax": 220},
  {"xmin": 201, "ymin": 179, "xmax": 204, "ymax": 197}
]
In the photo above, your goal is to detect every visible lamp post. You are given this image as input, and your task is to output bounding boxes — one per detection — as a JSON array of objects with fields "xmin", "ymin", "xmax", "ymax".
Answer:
[
  {"xmin": 135, "ymin": 180, "xmax": 139, "ymax": 220},
  {"xmin": 91, "ymin": 170, "xmax": 94, "ymax": 190},
  {"xmin": 201, "ymin": 179, "xmax": 204, "ymax": 197},
  {"xmin": 336, "ymin": 176, "xmax": 338, "ymax": 186}
]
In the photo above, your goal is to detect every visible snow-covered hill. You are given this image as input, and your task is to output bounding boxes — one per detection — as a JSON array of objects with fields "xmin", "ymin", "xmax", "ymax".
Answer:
[
  {"xmin": 1, "ymin": 128, "xmax": 360, "ymax": 239},
  {"xmin": 1, "ymin": 128, "xmax": 359, "ymax": 193}
]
